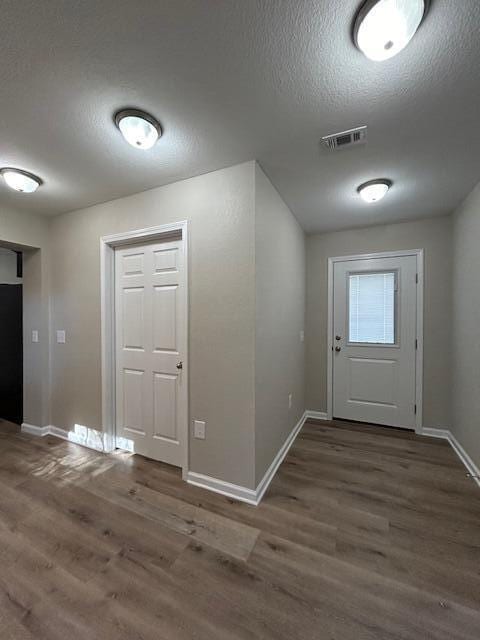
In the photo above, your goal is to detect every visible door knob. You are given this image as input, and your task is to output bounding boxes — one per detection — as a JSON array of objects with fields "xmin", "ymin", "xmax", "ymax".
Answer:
[
  {"xmin": 176, "ymin": 361, "xmax": 183, "ymax": 370},
  {"xmin": 335, "ymin": 346, "xmax": 341, "ymax": 352},
  {"xmin": 335, "ymin": 335, "xmax": 342, "ymax": 341}
]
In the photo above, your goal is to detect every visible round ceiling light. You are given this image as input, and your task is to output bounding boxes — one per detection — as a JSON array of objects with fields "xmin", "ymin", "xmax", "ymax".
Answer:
[
  {"xmin": 358, "ymin": 179, "xmax": 392, "ymax": 203},
  {"xmin": 354, "ymin": 0, "xmax": 428, "ymax": 61},
  {"xmin": 0, "ymin": 167, "xmax": 42, "ymax": 193},
  {"xmin": 115, "ymin": 108, "xmax": 162, "ymax": 150}
]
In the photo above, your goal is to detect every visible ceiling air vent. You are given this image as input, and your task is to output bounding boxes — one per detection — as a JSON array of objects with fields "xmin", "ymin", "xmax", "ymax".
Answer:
[{"xmin": 321, "ymin": 126, "xmax": 367, "ymax": 151}]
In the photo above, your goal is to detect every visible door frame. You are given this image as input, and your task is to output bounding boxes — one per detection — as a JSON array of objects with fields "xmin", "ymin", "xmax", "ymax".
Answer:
[
  {"xmin": 100, "ymin": 221, "xmax": 189, "ymax": 478},
  {"xmin": 327, "ymin": 249, "xmax": 424, "ymax": 433}
]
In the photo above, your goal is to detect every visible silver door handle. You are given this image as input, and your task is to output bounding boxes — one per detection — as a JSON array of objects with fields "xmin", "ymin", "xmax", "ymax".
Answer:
[
  {"xmin": 176, "ymin": 361, "xmax": 183, "ymax": 370},
  {"xmin": 335, "ymin": 346, "xmax": 341, "ymax": 352}
]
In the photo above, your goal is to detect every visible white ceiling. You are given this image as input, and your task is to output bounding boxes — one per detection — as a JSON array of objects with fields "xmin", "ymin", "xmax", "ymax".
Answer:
[{"xmin": 1, "ymin": 0, "xmax": 479, "ymax": 233}]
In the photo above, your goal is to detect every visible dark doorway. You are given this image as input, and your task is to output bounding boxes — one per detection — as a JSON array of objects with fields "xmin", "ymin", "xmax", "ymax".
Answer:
[{"xmin": 0, "ymin": 250, "xmax": 23, "ymax": 425}]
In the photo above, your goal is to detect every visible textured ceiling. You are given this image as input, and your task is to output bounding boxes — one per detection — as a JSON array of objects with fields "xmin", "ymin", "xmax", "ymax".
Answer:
[{"xmin": 1, "ymin": 0, "xmax": 479, "ymax": 232}]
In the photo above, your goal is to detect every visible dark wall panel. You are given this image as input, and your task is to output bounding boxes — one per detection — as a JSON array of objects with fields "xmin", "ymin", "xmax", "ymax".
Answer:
[{"xmin": 0, "ymin": 284, "xmax": 23, "ymax": 424}]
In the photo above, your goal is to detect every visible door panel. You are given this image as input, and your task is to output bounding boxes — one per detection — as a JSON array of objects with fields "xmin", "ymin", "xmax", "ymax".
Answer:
[
  {"xmin": 153, "ymin": 285, "xmax": 177, "ymax": 351},
  {"xmin": 333, "ymin": 255, "xmax": 417, "ymax": 429},
  {"xmin": 122, "ymin": 288, "xmax": 145, "ymax": 349},
  {"xmin": 122, "ymin": 252, "xmax": 144, "ymax": 276},
  {"xmin": 153, "ymin": 247, "xmax": 178, "ymax": 272},
  {"xmin": 348, "ymin": 358, "xmax": 398, "ymax": 405},
  {"xmin": 115, "ymin": 236, "xmax": 186, "ymax": 467},
  {"xmin": 153, "ymin": 373, "xmax": 177, "ymax": 441},
  {"xmin": 123, "ymin": 369, "xmax": 145, "ymax": 434}
]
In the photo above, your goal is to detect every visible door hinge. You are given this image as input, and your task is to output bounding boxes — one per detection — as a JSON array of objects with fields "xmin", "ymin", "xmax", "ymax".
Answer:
[
  {"xmin": 415, "ymin": 273, "xmax": 418, "ymax": 284},
  {"xmin": 415, "ymin": 339, "xmax": 418, "ymax": 350},
  {"xmin": 414, "ymin": 404, "xmax": 417, "ymax": 415}
]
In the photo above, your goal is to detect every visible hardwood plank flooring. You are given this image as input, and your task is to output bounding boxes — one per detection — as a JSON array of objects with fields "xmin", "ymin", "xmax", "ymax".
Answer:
[{"xmin": 0, "ymin": 418, "xmax": 479, "ymax": 639}]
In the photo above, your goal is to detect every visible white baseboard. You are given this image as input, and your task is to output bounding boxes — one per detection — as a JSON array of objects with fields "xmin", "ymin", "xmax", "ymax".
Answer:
[
  {"xmin": 21, "ymin": 423, "xmax": 51, "ymax": 437},
  {"xmin": 49, "ymin": 425, "xmax": 106, "ymax": 452},
  {"xmin": 187, "ymin": 411, "xmax": 308, "ymax": 506},
  {"xmin": 187, "ymin": 409, "xmax": 329, "ymax": 506},
  {"xmin": 421, "ymin": 427, "xmax": 449, "ymax": 439},
  {"xmin": 22, "ymin": 410, "xmax": 338, "ymax": 507},
  {"xmin": 186, "ymin": 471, "xmax": 258, "ymax": 505},
  {"xmin": 254, "ymin": 410, "xmax": 310, "ymax": 504},
  {"xmin": 21, "ymin": 423, "xmax": 108, "ymax": 453},
  {"xmin": 305, "ymin": 410, "xmax": 329, "ymax": 421},
  {"xmin": 421, "ymin": 427, "xmax": 480, "ymax": 489}
]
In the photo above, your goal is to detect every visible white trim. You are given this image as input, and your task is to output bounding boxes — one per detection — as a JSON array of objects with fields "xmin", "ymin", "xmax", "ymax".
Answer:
[
  {"xmin": 100, "ymin": 221, "xmax": 189, "ymax": 473},
  {"xmin": 327, "ymin": 249, "xmax": 424, "ymax": 432},
  {"xmin": 21, "ymin": 422, "xmax": 50, "ymax": 437},
  {"xmin": 255, "ymin": 410, "xmax": 308, "ymax": 503},
  {"xmin": 449, "ymin": 433, "xmax": 480, "ymax": 487},
  {"xmin": 415, "ymin": 251, "xmax": 424, "ymax": 433},
  {"xmin": 420, "ymin": 427, "xmax": 449, "ymax": 439},
  {"xmin": 186, "ymin": 472, "xmax": 258, "ymax": 505},
  {"xmin": 49, "ymin": 425, "xmax": 107, "ymax": 452},
  {"xmin": 21, "ymin": 423, "xmax": 109, "ymax": 452},
  {"xmin": 421, "ymin": 427, "xmax": 480, "ymax": 489},
  {"xmin": 187, "ymin": 411, "xmax": 315, "ymax": 506},
  {"xmin": 327, "ymin": 259, "xmax": 334, "ymax": 420},
  {"xmin": 305, "ymin": 410, "xmax": 329, "ymax": 421}
]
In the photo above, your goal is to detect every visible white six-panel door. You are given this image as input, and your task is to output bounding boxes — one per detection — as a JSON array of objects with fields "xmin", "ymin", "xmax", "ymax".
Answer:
[
  {"xmin": 115, "ymin": 237, "xmax": 187, "ymax": 466},
  {"xmin": 333, "ymin": 255, "xmax": 417, "ymax": 429}
]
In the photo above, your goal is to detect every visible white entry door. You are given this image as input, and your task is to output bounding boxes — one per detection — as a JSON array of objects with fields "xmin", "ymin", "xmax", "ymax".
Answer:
[
  {"xmin": 332, "ymin": 254, "xmax": 418, "ymax": 429},
  {"xmin": 115, "ymin": 236, "xmax": 187, "ymax": 467}
]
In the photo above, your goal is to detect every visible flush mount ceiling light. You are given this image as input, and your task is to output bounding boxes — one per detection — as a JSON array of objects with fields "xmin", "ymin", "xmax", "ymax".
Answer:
[
  {"xmin": 0, "ymin": 167, "xmax": 42, "ymax": 193},
  {"xmin": 358, "ymin": 179, "xmax": 392, "ymax": 203},
  {"xmin": 354, "ymin": 0, "xmax": 428, "ymax": 61},
  {"xmin": 114, "ymin": 108, "xmax": 162, "ymax": 150}
]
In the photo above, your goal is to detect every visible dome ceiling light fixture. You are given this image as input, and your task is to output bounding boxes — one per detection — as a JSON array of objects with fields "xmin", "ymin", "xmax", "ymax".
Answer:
[
  {"xmin": 0, "ymin": 167, "xmax": 42, "ymax": 193},
  {"xmin": 353, "ymin": 0, "xmax": 429, "ymax": 62},
  {"xmin": 114, "ymin": 108, "xmax": 162, "ymax": 150},
  {"xmin": 357, "ymin": 179, "xmax": 392, "ymax": 203}
]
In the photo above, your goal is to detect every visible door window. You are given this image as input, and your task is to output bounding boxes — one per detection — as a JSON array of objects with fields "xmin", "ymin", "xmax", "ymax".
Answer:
[{"xmin": 348, "ymin": 271, "xmax": 396, "ymax": 344}]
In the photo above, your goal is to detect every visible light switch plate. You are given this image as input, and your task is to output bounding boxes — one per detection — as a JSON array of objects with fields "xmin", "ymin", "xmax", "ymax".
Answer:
[
  {"xmin": 193, "ymin": 420, "xmax": 206, "ymax": 440},
  {"xmin": 32, "ymin": 330, "xmax": 39, "ymax": 343},
  {"xmin": 288, "ymin": 393, "xmax": 292, "ymax": 409},
  {"xmin": 56, "ymin": 330, "xmax": 66, "ymax": 344},
  {"xmin": 300, "ymin": 330, "xmax": 305, "ymax": 343}
]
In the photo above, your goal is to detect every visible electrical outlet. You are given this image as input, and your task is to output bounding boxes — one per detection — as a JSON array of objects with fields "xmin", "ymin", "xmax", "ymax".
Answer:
[
  {"xmin": 288, "ymin": 393, "xmax": 292, "ymax": 409},
  {"xmin": 32, "ymin": 330, "xmax": 39, "ymax": 343},
  {"xmin": 193, "ymin": 420, "xmax": 206, "ymax": 439},
  {"xmin": 56, "ymin": 330, "xmax": 66, "ymax": 344}
]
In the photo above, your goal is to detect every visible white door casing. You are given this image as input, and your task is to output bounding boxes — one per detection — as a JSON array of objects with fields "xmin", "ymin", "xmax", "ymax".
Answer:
[
  {"xmin": 331, "ymin": 252, "xmax": 421, "ymax": 430},
  {"xmin": 114, "ymin": 236, "xmax": 187, "ymax": 466}
]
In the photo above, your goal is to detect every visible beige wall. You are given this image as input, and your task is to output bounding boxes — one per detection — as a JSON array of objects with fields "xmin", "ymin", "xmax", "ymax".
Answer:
[
  {"xmin": 306, "ymin": 216, "xmax": 452, "ymax": 429},
  {"xmin": 6, "ymin": 163, "xmax": 474, "ymax": 488},
  {"xmin": 254, "ymin": 165, "xmax": 305, "ymax": 484},
  {"xmin": 451, "ymin": 182, "xmax": 480, "ymax": 467},
  {"xmin": 48, "ymin": 162, "xmax": 257, "ymax": 488},
  {"xmin": 0, "ymin": 206, "xmax": 51, "ymax": 427},
  {"xmin": 0, "ymin": 248, "xmax": 22, "ymax": 284}
]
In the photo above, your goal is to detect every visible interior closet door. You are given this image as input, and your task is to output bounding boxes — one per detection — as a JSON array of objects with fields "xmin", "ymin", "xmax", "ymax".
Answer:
[{"xmin": 115, "ymin": 237, "xmax": 186, "ymax": 467}]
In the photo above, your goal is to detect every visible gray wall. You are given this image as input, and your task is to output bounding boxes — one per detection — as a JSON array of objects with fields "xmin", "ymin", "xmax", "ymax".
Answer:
[
  {"xmin": 0, "ymin": 206, "xmax": 51, "ymax": 427},
  {"xmin": 254, "ymin": 165, "xmax": 306, "ymax": 485},
  {"xmin": 306, "ymin": 216, "xmax": 452, "ymax": 430},
  {"xmin": 48, "ymin": 162, "xmax": 257, "ymax": 489},
  {"xmin": 452, "ymin": 183, "xmax": 480, "ymax": 467}
]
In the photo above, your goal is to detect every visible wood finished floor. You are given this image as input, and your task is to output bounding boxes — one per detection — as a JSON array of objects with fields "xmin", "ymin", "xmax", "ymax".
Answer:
[{"xmin": 0, "ymin": 418, "xmax": 479, "ymax": 639}]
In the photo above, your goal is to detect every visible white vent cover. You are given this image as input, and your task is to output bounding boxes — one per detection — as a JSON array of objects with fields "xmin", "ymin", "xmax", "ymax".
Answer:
[{"xmin": 321, "ymin": 126, "xmax": 367, "ymax": 151}]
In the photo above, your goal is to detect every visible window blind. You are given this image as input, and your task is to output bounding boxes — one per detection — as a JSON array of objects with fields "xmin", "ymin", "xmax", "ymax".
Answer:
[{"xmin": 349, "ymin": 272, "xmax": 395, "ymax": 344}]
